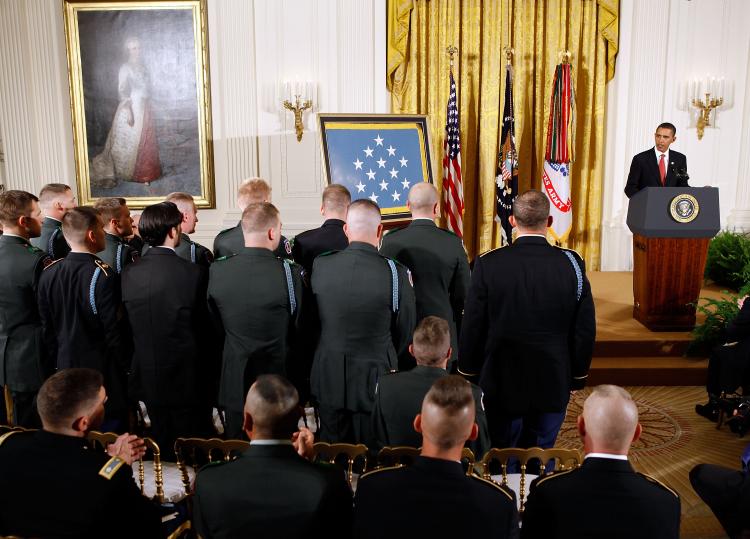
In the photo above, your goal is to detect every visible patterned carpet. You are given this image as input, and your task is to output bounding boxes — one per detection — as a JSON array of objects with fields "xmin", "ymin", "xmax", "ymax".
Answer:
[{"xmin": 554, "ymin": 386, "xmax": 748, "ymax": 539}]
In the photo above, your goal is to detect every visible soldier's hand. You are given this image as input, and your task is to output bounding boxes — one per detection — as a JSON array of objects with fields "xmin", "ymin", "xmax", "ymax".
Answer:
[
  {"xmin": 292, "ymin": 427, "xmax": 315, "ymax": 460},
  {"xmin": 107, "ymin": 433, "xmax": 147, "ymax": 465}
]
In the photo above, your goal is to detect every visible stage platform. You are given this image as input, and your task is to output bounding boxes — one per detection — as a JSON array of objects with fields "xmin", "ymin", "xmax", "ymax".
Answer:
[{"xmin": 588, "ymin": 272, "xmax": 730, "ymax": 386}]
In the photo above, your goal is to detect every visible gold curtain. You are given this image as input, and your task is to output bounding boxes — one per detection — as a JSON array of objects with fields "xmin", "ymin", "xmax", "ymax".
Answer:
[{"xmin": 387, "ymin": 0, "xmax": 619, "ymax": 269}]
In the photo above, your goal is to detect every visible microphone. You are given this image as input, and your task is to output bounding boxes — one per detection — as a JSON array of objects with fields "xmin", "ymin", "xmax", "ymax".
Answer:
[{"xmin": 669, "ymin": 161, "xmax": 689, "ymax": 181}]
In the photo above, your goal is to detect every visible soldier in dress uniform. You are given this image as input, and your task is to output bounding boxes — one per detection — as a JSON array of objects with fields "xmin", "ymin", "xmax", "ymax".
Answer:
[
  {"xmin": 371, "ymin": 316, "xmax": 490, "ymax": 457},
  {"xmin": 0, "ymin": 368, "xmax": 161, "ymax": 537},
  {"xmin": 310, "ymin": 199, "xmax": 416, "ymax": 444},
  {"xmin": 164, "ymin": 191, "xmax": 214, "ymax": 266},
  {"xmin": 93, "ymin": 197, "xmax": 139, "ymax": 274},
  {"xmin": 213, "ymin": 178, "xmax": 293, "ymax": 260},
  {"xmin": 291, "ymin": 183, "xmax": 350, "ymax": 275},
  {"xmin": 126, "ymin": 211, "xmax": 145, "ymax": 253},
  {"xmin": 380, "ymin": 182, "xmax": 470, "ymax": 370},
  {"xmin": 30, "ymin": 183, "xmax": 76, "ymax": 259},
  {"xmin": 37, "ymin": 206, "xmax": 128, "ymax": 428},
  {"xmin": 208, "ymin": 203, "xmax": 304, "ymax": 439},
  {"xmin": 0, "ymin": 190, "xmax": 50, "ymax": 427},
  {"xmin": 522, "ymin": 385, "xmax": 680, "ymax": 539},
  {"xmin": 459, "ymin": 190, "xmax": 596, "ymax": 451},
  {"xmin": 355, "ymin": 376, "xmax": 519, "ymax": 539}
]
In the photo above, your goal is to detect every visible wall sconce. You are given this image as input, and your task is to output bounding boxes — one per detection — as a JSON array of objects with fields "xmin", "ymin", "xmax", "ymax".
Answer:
[
  {"xmin": 281, "ymin": 80, "xmax": 316, "ymax": 142},
  {"xmin": 679, "ymin": 76, "xmax": 730, "ymax": 140}
]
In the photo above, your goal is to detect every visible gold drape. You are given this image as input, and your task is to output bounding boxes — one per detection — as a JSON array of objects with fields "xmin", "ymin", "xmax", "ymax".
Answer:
[{"xmin": 387, "ymin": 0, "xmax": 619, "ymax": 269}]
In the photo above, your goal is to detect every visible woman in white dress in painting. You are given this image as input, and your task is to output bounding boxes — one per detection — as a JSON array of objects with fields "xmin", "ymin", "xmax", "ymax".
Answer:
[{"xmin": 91, "ymin": 37, "xmax": 162, "ymax": 187}]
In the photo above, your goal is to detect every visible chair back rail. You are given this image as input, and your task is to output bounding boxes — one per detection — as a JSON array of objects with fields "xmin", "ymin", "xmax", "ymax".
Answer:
[
  {"xmin": 312, "ymin": 442, "xmax": 368, "ymax": 488},
  {"xmin": 173, "ymin": 437, "xmax": 250, "ymax": 496}
]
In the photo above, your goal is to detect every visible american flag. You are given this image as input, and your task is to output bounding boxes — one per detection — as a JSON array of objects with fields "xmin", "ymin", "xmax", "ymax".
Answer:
[{"xmin": 442, "ymin": 72, "xmax": 464, "ymax": 237}]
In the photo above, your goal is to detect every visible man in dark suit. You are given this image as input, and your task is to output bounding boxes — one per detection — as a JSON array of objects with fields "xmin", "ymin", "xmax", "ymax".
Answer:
[
  {"xmin": 94, "ymin": 197, "xmax": 139, "ymax": 274},
  {"xmin": 30, "ymin": 183, "xmax": 76, "ymax": 259},
  {"xmin": 194, "ymin": 374, "xmax": 352, "ymax": 539},
  {"xmin": 522, "ymin": 385, "xmax": 680, "ymax": 539},
  {"xmin": 624, "ymin": 122, "xmax": 689, "ymax": 198},
  {"xmin": 0, "ymin": 190, "xmax": 50, "ymax": 427},
  {"xmin": 690, "ymin": 462, "xmax": 750, "ymax": 538},
  {"xmin": 311, "ymin": 199, "xmax": 416, "ymax": 444},
  {"xmin": 380, "ymin": 182, "xmax": 470, "ymax": 369},
  {"xmin": 0, "ymin": 368, "xmax": 160, "ymax": 538},
  {"xmin": 459, "ymin": 190, "xmax": 596, "ymax": 450},
  {"xmin": 213, "ymin": 178, "xmax": 293, "ymax": 260},
  {"xmin": 37, "ymin": 206, "xmax": 128, "ymax": 428},
  {"xmin": 371, "ymin": 316, "xmax": 490, "ymax": 457},
  {"xmin": 208, "ymin": 202, "xmax": 305, "ymax": 439},
  {"xmin": 122, "ymin": 201, "xmax": 213, "ymax": 455},
  {"xmin": 292, "ymin": 183, "xmax": 350, "ymax": 275},
  {"xmin": 355, "ymin": 375, "xmax": 518, "ymax": 539}
]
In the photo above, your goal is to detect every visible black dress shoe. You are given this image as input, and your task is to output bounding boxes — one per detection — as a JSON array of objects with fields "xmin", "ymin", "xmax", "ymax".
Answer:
[{"xmin": 695, "ymin": 402, "xmax": 720, "ymax": 421}]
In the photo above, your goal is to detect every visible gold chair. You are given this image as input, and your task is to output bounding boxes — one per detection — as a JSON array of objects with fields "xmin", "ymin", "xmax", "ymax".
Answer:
[
  {"xmin": 479, "ymin": 447, "xmax": 582, "ymax": 513},
  {"xmin": 86, "ymin": 430, "xmax": 165, "ymax": 503},
  {"xmin": 173, "ymin": 437, "xmax": 250, "ymax": 496},
  {"xmin": 312, "ymin": 442, "xmax": 368, "ymax": 489},
  {"xmin": 376, "ymin": 446, "xmax": 476, "ymax": 476}
]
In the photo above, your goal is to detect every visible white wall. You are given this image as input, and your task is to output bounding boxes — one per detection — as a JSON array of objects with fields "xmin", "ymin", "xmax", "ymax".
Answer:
[
  {"xmin": 601, "ymin": 0, "xmax": 750, "ymax": 270},
  {"xmin": 0, "ymin": 0, "xmax": 387, "ymax": 247}
]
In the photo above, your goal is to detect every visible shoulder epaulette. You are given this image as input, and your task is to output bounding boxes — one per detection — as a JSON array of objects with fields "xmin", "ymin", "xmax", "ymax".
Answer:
[
  {"xmin": 359, "ymin": 465, "xmax": 405, "ymax": 480},
  {"xmin": 214, "ymin": 253, "xmax": 237, "ymax": 263},
  {"xmin": 469, "ymin": 475, "xmax": 515, "ymax": 502},
  {"xmin": 317, "ymin": 250, "xmax": 339, "ymax": 258},
  {"xmin": 555, "ymin": 245, "xmax": 583, "ymax": 259},
  {"xmin": 197, "ymin": 460, "xmax": 227, "ymax": 473},
  {"xmin": 26, "ymin": 244, "xmax": 44, "ymax": 254},
  {"xmin": 216, "ymin": 226, "xmax": 236, "ymax": 236},
  {"xmin": 43, "ymin": 258, "xmax": 63, "ymax": 271},
  {"xmin": 384, "ymin": 225, "xmax": 407, "ymax": 236},
  {"xmin": 479, "ymin": 246, "xmax": 503, "ymax": 257},
  {"xmin": 0, "ymin": 430, "xmax": 20, "ymax": 446},
  {"xmin": 94, "ymin": 259, "xmax": 111, "ymax": 277},
  {"xmin": 98, "ymin": 456, "xmax": 125, "ymax": 480},
  {"xmin": 532, "ymin": 468, "xmax": 577, "ymax": 489},
  {"xmin": 638, "ymin": 472, "xmax": 679, "ymax": 498},
  {"xmin": 436, "ymin": 226, "xmax": 459, "ymax": 238}
]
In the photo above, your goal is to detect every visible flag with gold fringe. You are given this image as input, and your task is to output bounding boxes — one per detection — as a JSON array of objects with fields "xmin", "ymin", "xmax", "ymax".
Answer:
[{"xmin": 542, "ymin": 62, "xmax": 575, "ymax": 242}]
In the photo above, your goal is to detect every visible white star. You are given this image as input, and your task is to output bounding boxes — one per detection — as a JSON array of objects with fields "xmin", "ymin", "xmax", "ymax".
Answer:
[
  {"xmin": 401, "ymin": 178, "xmax": 411, "ymax": 190},
  {"xmin": 374, "ymin": 134, "xmax": 384, "ymax": 146},
  {"xmin": 399, "ymin": 156, "xmax": 408, "ymax": 167},
  {"xmin": 392, "ymin": 190, "xmax": 401, "ymax": 202},
  {"xmin": 389, "ymin": 167, "xmax": 399, "ymax": 179},
  {"xmin": 376, "ymin": 157, "xmax": 386, "ymax": 168},
  {"xmin": 353, "ymin": 158, "xmax": 363, "ymax": 170},
  {"xmin": 386, "ymin": 145, "xmax": 396, "ymax": 157},
  {"xmin": 355, "ymin": 181, "xmax": 366, "ymax": 193},
  {"xmin": 369, "ymin": 192, "xmax": 379, "ymax": 203},
  {"xmin": 366, "ymin": 169, "xmax": 376, "ymax": 181},
  {"xmin": 363, "ymin": 146, "xmax": 374, "ymax": 157},
  {"xmin": 379, "ymin": 179, "xmax": 389, "ymax": 191}
]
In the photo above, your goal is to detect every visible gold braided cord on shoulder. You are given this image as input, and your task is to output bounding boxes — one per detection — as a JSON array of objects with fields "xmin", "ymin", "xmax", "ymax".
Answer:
[{"xmin": 387, "ymin": 0, "xmax": 619, "ymax": 269}]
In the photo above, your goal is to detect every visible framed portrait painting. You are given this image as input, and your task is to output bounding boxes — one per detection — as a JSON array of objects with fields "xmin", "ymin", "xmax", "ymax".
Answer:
[
  {"xmin": 63, "ymin": 0, "xmax": 215, "ymax": 209},
  {"xmin": 318, "ymin": 114, "xmax": 434, "ymax": 223}
]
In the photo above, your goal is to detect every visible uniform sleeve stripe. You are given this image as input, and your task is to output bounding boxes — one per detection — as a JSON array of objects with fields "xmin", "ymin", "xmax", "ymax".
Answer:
[
  {"xmin": 89, "ymin": 267, "xmax": 102, "ymax": 315},
  {"xmin": 387, "ymin": 259, "xmax": 399, "ymax": 312},
  {"xmin": 283, "ymin": 260, "xmax": 297, "ymax": 315}
]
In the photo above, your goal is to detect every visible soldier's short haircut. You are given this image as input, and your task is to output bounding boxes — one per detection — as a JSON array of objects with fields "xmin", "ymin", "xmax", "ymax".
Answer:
[
  {"xmin": 139, "ymin": 201, "xmax": 183, "ymax": 246},
  {"xmin": 241, "ymin": 202, "xmax": 280, "ymax": 234},
  {"xmin": 657, "ymin": 122, "xmax": 676, "ymax": 135},
  {"xmin": 165, "ymin": 192, "xmax": 195, "ymax": 205},
  {"xmin": 37, "ymin": 368, "xmax": 103, "ymax": 429},
  {"xmin": 38, "ymin": 183, "xmax": 72, "ymax": 207},
  {"xmin": 408, "ymin": 182, "xmax": 438, "ymax": 212},
  {"xmin": 0, "ymin": 190, "xmax": 38, "ymax": 225},
  {"xmin": 346, "ymin": 199, "xmax": 381, "ymax": 235},
  {"xmin": 512, "ymin": 190, "xmax": 550, "ymax": 229},
  {"xmin": 422, "ymin": 375, "xmax": 475, "ymax": 450},
  {"xmin": 322, "ymin": 184, "xmax": 351, "ymax": 211},
  {"xmin": 62, "ymin": 206, "xmax": 101, "ymax": 244},
  {"xmin": 237, "ymin": 178, "xmax": 271, "ymax": 207},
  {"xmin": 245, "ymin": 374, "xmax": 299, "ymax": 437},
  {"xmin": 413, "ymin": 316, "xmax": 451, "ymax": 366},
  {"xmin": 93, "ymin": 197, "xmax": 127, "ymax": 223}
]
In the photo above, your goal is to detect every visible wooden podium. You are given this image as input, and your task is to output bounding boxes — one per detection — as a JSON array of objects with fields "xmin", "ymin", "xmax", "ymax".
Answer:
[{"xmin": 626, "ymin": 187, "xmax": 720, "ymax": 331}]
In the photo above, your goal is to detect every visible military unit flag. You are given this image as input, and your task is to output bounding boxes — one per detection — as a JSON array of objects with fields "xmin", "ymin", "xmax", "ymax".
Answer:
[
  {"xmin": 442, "ymin": 71, "xmax": 464, "ymax": 238},
  {"xmin": 496, "ymin": 63, "xmax": 519, "ymax": 245}
]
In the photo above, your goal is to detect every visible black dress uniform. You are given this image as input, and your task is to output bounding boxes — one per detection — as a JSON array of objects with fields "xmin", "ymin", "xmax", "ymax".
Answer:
[
  {"xmin": 121, "ymin": 247, "xmax": 213, "ymax": 454},
  {"xmin": 30, "ymin": 216, "xmax": 70, "ymax": 259},
  {"xmin": 0, "ymin": 234, "xmax": 50, "ymax": 426},
  {"xmin": 690, "ymin": 463, "xmax": 750, "ymax": 538},
  {"xmin": 354, "ymin": 456, "xmax": 519, "ymax": 539},
  {"xmin": 371, "ymin": 365, "xmax": 491, "ymax": 457},
  {"xmin": 459, "ymin": 236, "xmax": 596, "ymax": 449},
  {"xmin": 0, "ymin": 429, "xmax": 161, "ymax": 538},
  {"xmin": 142, "ymin": 233, "xmax": 214, "ymax": 267},
  {"xmin": 380, "ymin": 219, "xmax": 470, "ymax": 368},
  {"xmin": 207, "ymin": 247, "xmax": 304, "ymax": 438},
  {"xmin": 213, "ymin": 222, "xmax": 292, "ymax": 260},
  {"xmin": 37, "ymin": 252, "xmax": 128, "ymax": 421},
  {"xmin": 522, "ymin": 457, "xmax": 680, "ymax": 539},
  {"xmin": 310, "ymin": 242, "xmax": 416, "ymax": 444},
  {"xmin": 97, "ymin": 232, "xmax": 139, "ymax": 274},
  {"xmin": 291, "ymin": 218, "xmax": 348, "ymax": 274},
  {"xmin": 194, "ymin": 442, "xmax": 352, "ymax": 539}
]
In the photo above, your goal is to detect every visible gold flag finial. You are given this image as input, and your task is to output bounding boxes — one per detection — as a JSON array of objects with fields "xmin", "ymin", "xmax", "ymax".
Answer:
[
  {"xmin": 504, "ymin": 47, "xmax": 514, "ymax": 66},
  {"xmin": 559, "ymin": 50, "xmax": 572, "ymax": 64},
  {"xmin": 446, "ymin": 45, "xmax": 458, "ymax": 71}
]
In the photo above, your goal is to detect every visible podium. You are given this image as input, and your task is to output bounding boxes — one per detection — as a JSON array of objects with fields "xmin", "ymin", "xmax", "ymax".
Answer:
[{"xmin": 626, "ymin": 187, "xmax": 720, "ymax": 331}]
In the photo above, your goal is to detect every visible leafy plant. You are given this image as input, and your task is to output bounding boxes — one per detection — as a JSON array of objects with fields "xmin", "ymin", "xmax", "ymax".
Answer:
[
  {"xmin": 688, "ymin": 294, "xmax": 740, "ymax": 356},
  {"xmin": 704, "ymin": 231, "xmax": 750, "ymax": 290}
]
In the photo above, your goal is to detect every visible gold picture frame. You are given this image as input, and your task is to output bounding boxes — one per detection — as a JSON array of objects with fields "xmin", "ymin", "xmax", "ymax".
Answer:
[{"xmin": 63, "ymin": 0, "xmax": 214, "ymax": 209}]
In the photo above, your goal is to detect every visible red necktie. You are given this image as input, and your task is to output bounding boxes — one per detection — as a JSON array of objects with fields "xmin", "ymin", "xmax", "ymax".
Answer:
[{"xmin": 659, "ymin": 154, "xmax": 666, "ymax": 186}]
